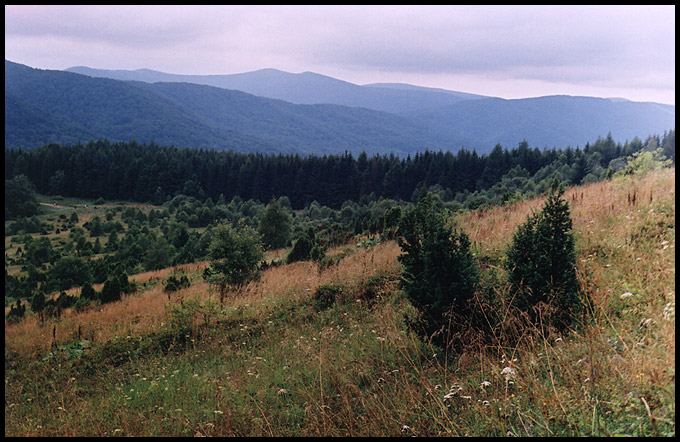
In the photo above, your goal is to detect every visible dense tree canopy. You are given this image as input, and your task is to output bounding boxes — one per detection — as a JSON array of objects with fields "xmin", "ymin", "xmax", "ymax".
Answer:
[
  {"xmin": 5, "ymin": 174, "xmax": 40, "ymax": 220},
  {"xmin": 6, "ymin": 132, "xmax": 672, "ymax": 212}
]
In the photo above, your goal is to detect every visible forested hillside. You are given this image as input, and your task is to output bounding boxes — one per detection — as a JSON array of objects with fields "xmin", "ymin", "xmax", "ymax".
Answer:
[
  {"xmin": 6, "ymin": 60, "xmax": 676, "ymax": 155},
  {"xmin": 5, "ymin": 130, "xmax": 674, "ymax": 211},
  {"xmin": 66, "ymin": 65, "xmax": 487, "ymax": 113},
  {"xmin": 5, "ymin": 60, "xmax": 451, "ymax": 156}
]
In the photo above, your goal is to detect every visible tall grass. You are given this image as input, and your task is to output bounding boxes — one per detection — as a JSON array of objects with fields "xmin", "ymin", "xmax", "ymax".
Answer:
[{"xmin": 5, "ymin": 168, "xmax": 674, "ymax": 436}]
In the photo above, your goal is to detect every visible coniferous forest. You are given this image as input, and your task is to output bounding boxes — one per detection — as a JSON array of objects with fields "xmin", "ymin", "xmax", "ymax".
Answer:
[{"xmin": 5, "ymin": 131, "xmax": 674, "ymax": 211}]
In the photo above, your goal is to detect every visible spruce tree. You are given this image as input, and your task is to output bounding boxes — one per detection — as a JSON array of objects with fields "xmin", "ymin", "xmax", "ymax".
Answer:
[
  {"xmin": 505, "ymin": 181, "xmax": 582, "ymax": 329},
  {"xmin": 398, "ymin": 192, "xmax": 479, "ymax": 340}
]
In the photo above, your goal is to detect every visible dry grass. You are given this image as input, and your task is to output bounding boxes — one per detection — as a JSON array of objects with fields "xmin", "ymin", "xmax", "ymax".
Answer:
[
  {"xmin": 5, "ymin": 168, "xmax": 674, "ymax": 437},
  {"xmin": 5, "ymin": 241, "xmax": 403, "ymax": 359}
]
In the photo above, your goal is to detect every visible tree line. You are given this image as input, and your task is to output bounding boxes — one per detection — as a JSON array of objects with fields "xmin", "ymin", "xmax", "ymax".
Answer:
[{"xmin": 5, "ymin": 130, "xmax": 674, "ymax": 211}]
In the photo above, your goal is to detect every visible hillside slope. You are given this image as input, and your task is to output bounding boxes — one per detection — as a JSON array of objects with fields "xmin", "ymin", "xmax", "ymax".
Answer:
[
  {"xmin": 7, "ymin": 60, "xmax": 676, "ymax": 155},
  {"xmin": 66, "ymin": 65, "xmax": 486, "ymax": 113},
  {"xmin": 5, "ymin": 167, "xmax": 674, "ymax": 436},
  {"xmin": 403, "ymin": 94, "xmax": 676, "ymax": 150},
  {"xmin": 65, "ymin": 64, "xmax": 675, "ymax": 153},
  {"xmin": 5, "ymin": 60, "xmax": 452, "ymax": 156}
]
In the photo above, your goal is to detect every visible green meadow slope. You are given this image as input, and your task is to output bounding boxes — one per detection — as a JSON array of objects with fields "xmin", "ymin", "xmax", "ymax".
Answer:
[{"xmin": 4, "ymin": 168, "xmax": 675, "ymax": 436}]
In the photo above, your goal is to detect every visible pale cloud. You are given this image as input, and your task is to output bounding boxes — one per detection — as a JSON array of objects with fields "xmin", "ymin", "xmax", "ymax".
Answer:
[{"xmin": 4, "ymin": 5, "xmax": 675, "ymax": 104}]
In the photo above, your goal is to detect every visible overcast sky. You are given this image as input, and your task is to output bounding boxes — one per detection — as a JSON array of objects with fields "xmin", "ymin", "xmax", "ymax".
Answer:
[{"xmin": 5, "ymin": 5, "xmax": 675, "ymax": 105}]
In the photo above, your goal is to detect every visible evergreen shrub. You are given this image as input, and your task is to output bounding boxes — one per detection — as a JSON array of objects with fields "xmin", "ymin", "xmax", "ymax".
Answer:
[
  {"xmin": 397, "ymin": 192, "xmax": 480, "ymax": 341},
  {"xmin": 505, "ymin": 182, "xmax": 582, "ymax": 330}
]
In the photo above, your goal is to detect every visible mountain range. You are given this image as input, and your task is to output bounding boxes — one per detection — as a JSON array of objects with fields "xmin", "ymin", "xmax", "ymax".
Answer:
[{"xmin": 5, "ymin": 60, "xmax": 675, "ymax": 156}]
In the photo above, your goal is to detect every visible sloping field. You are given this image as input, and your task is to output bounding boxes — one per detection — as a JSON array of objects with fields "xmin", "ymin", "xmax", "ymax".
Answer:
[{"xmin": 5, "ymin": 168, "xmax": 674, "ymax": 436}]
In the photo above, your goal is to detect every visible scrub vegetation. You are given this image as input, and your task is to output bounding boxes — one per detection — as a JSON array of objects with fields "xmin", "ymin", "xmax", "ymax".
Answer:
[{"xmin": 5, "ymin": 154, "xmax": 674, "ymax": 436}]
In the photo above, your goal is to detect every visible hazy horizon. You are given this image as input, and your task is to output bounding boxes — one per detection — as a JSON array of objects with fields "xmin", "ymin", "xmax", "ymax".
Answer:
[{"xmin": 5, "ymin": 5, "xmax": 675, "ymax": 105}]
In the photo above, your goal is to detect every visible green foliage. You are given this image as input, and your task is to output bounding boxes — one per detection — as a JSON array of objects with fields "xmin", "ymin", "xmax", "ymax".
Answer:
[
  {"xmin": 505, "ymin": 182, "xmax": 582, "ymax": 329},
  {"xmin": 100, "ymin": 268, "xmax": 131, "ymax": 305},
  {"xmin": 164, "ymin": 272, "xmax": 191, "ymax": 293},
  {"xmin": 48, "ymin": 255, "xmax": 92, "ymax": 292},
  {"xmin": 80, "ymin": 281, "xmax": 97, "ymax": 300},
  {"xmin": 6, "ymin": 299, "xmax": 26, "ymax": 323},
  {"xmin": 144, "ymin": 236, "xmax": 174, "ymax": 271},
  {"xmin": 23, "ymin": 236, "xmax": 56, "ymax": 266},
  {"xmin": 285, "ymin": 228, "xmax": 325, "ymax": 264},
  {"xmin": 312, "ymin": 283, "xmax": 345, "ymax": 311},
  {"xmin": 259, "ymin": 198, "xmax": 293, "ymax": 250},
  {"xmin": 617, "ymin": 147, "xmax": 673, "ymax": 176},
  {"xmin": 206, "ymin": 222, "xmax": 264, "ymax": 299},
  {"xmin": 6, "ymin": 130, "xmax": 673, "ymax": 216},
  {"xmin": 30, "ymin": 291, "xmax": 45, "ymax": 317},
  {"xmin": 5, "ymin": 174, "xmax": 40, "ymax": 220},
  {"xmin": 397, "ymin": 191, "xmax": 480, "ymax": 340}
]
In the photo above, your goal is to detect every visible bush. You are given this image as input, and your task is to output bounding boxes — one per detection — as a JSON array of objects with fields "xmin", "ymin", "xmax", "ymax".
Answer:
[
  {"xmin": 205, "ymin": 222, "xmax": 264, "ymax": 303},
  {"xmin": 313, "ymin": 284, "xmax": 345, "ymax": 311},
  {"xmin": 164, "ymin": 273, "xmax": 191, "ymax": 292},
  {"xmin": 5, "ymin": 300, "xmax": 26, "ymax": 323},
  {"xmin": 286, "ymin": 228, "xmax": 325, "ymax": 264},
  {"xmin": 100, "ymin": 269, "xmax": 131, "ymax": 305},
  {"xmin": 397, "ymin": 191, "xmax": 480, "ymax": 341},
  {"xmin": 505, "ymin": 182, "xmax": 582, "ymax": 330}
]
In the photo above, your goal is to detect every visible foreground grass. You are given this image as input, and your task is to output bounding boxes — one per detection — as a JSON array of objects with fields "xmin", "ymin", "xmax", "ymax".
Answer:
[{"xmin": 5, "ymin": 168, "xmax": 675, "ymax": 436}]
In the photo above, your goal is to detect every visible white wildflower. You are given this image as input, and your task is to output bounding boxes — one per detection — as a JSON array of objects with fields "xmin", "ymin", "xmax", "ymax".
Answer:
[
  {"xmin": 620, "ymin": 292, "xmax": 633, "ymax": 299},
  {"xmin": 501, "ymin": 367, "xmax": 517, "ymax": 382},
  {"xmin": 663, "ymin": 302, "xmax": 675, "ymax": 320},
  {"xmin": 480, "ymin": 380, "xmax": 491, "ymax": 389},
  {"xmin": 640, "ymin": 318, "xmax": 653, "ymax": 328},
  {"xmin": 443, "ymin": 392, "xmax": 457, "ymax": 400}
]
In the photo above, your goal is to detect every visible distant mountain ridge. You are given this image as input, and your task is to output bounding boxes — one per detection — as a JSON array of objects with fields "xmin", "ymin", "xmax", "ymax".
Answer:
[
  {"xmin": 65, "ymin": 65, "xmax": 486, "ymax": 114},
  {"xmin": 5, "ymin": 60, "xmax": 675, "ymax": 155},
  {"xmin": 6, "ymin": 60, "xmax": 451, "ymax": 155}
]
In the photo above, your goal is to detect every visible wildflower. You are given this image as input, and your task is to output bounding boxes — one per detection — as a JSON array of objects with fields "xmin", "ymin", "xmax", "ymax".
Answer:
[
  {"xmin": 482, "ymin": 400, "xmax": 490, "ymax": 407},
  {"xmin": 663, "ymin": 302, "xmax": 675, "ymax": 320},
  {"xmin": 401, "ymin": 425, "xmax": 412, "ymax": 434},
  {"xmin": 480, "ymin": 380, "xmax": 491, "ymax": 389},
  {"xmin": 277, "ymin": 388, "xmax": 288, "ymax": 396},
  {"xmin": 213, "ymin": 410, "xmax": 224, "ymax": 415},
  {"xmin": 501, "ymin": 367, "xmax": 517, "ymax": 383},
  {"xmin": 620, "ymin": 292, "xmax": 633, "ymax": 299}
]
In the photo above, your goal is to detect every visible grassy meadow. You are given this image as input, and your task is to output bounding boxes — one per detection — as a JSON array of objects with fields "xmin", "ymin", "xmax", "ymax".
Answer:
[{"xmin": 4, "ymin": 168, "xmax": 675, "ymax": 436}]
